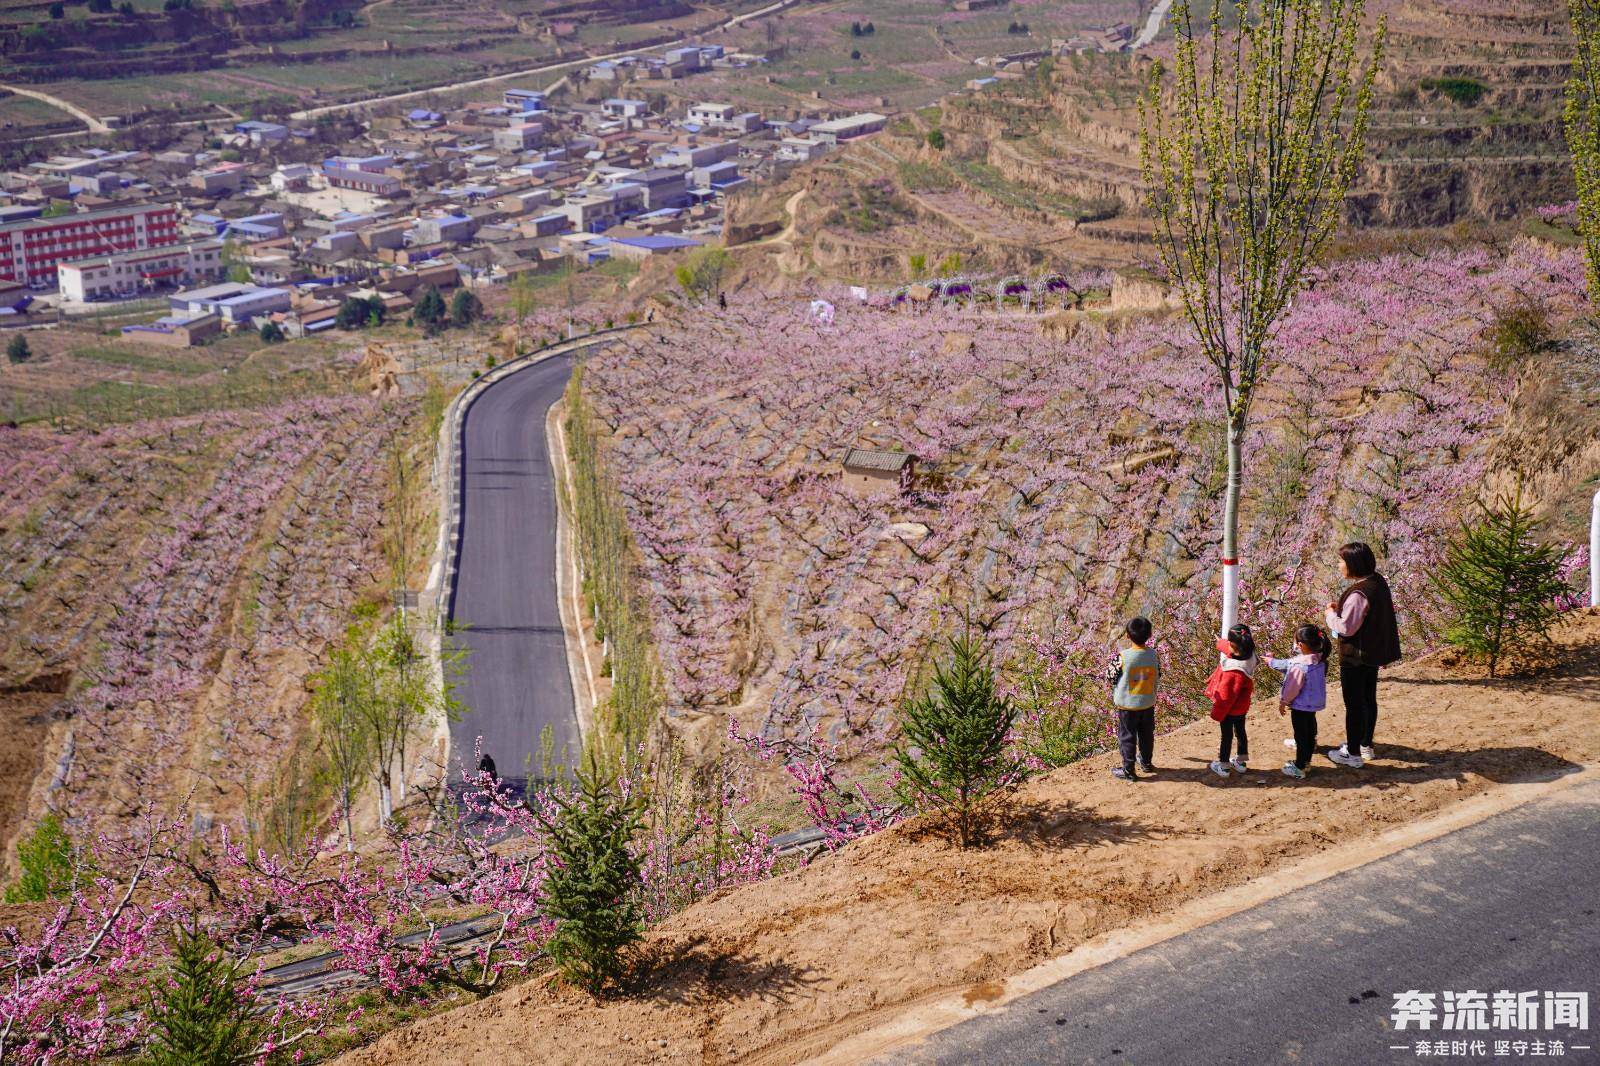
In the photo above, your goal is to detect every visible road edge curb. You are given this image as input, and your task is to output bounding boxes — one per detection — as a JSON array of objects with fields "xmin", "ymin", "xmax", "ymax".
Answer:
[{"xmin": 807, "ymin": 764, "xmax": 1600, "ymax": 1065}]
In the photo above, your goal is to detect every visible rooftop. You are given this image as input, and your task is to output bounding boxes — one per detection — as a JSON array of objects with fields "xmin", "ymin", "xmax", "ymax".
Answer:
[{"xmin": 842, "ymin": 448, "xmax": 915, "ymax": 472}]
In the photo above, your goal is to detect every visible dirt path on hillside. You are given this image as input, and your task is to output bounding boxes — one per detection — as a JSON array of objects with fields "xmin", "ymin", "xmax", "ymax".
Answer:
[
  {"xmin": 0, "ymin": 83, "xmax": 106, "ymax": 133},
  {"xmin": 338, "ymin": 613, "xmax": 1600, "ymax": 1066}
]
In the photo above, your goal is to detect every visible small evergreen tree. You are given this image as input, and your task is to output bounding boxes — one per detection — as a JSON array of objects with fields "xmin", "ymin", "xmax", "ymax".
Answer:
[
  {"xmin": 1435, "ymin": 486, "xmax": 1568, "ymax": 677},
  {"xmin": 535, "ymin": 753, "xmax": 645, "ymax": 996},
  {"xmin": 449, "ymin": 287, "xmax": 483, "ymax": 327},
  {"xmin": 414, "ymin": 285, "xmax": 446, "ymax": 331},
  {"xmin": 257, "ymin": 321, "xmax": 285, "ymax": 343},
  {"xmin": 5, "ymin": 812, "xmax": 76, "ymax": 903},
  {"xmin": 144, "ymin": 922, "xmax": 264, "ymax": 1066},
  {"xmin": 6, "ymin": 334, "xmax": 31, "ymax": 364},
  {"xmin": 894, "ymin": 628, "xmax": 1025, "ymax": 848},
  {"xmin": 335, "ymin": 297, "xmax": 369, "ymax": 330}
]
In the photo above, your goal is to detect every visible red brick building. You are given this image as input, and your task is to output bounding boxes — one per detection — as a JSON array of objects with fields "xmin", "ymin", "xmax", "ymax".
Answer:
[{"xmin": 0, "ymin": 203, "xmax": 180, "ymax": 287}]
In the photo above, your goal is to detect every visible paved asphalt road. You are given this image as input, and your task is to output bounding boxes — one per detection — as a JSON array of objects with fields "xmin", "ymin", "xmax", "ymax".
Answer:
[
  {"xmin": 897, "ymin": 777, "xmax": 1600, "ymax": 1066},
  {"xmin": 448, "ymin": 351, "xmax": 577, "ymax": 788}
]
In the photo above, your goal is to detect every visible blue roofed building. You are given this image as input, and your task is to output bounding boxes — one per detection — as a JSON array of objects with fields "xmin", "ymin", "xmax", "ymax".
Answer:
[
  {"xmin": 504, "ymin": 88, "xmax": 548, "ymax": 112},
  {"xmin": 603, "ymin": 234, "xmax": 703, "ymax": 262}
]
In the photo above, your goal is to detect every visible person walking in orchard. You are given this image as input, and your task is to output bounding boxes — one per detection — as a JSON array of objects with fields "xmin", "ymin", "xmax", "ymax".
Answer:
[{"xmin": 1325, "ymin": 542, "xmax": 1402, "ymax": 769}]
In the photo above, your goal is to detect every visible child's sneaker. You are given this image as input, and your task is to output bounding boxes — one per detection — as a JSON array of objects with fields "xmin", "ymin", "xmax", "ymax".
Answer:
[
  {"xmin": 1208, "ymin": 760, "xmax": 1231, "ymax": 777},
  {"xmin": 1229, "ymin": 757, "xmax": 1248, "ymax": 773},
  {"xmin": 1282, "ymin": 762, "xmax": 1306, "ymax": 779},
  {"xmin": 1360, "ymin": 745, "xmax": 1375, "ymax": 761},
  {"xmin": 1327, "ymin": 747, "xmax": 1364, "ymax": 768},
  {"xmin": 1112, "ymin": 767, "xmax": 1137, "ymax": 782},
  {"xmin": 1138, "ymin": 762, "xmax": 1156, "ymax": 775},
  {"xmin": 1283, "ymin": 737, "xmax": 1297, "ymax": 750}
]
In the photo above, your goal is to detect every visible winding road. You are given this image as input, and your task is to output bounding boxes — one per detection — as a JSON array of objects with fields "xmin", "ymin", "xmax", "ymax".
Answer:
[
  {"xmin": 448, "ymin": 351, "xmax": 579, "ymax": 787},
  {"xmin": 290, "ymin": 0, "xmax": 811, "ymax": 121}
]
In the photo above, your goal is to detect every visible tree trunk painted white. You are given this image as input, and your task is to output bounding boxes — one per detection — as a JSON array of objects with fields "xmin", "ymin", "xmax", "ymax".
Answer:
[
  {"xmin": 1220, "ymin": 417, "xmax": 1244, "ymax": 635},
  {"xmin": 1590, "ymin": 487, "xmax": 1600, "ymax": 607},
  {"xmin": 379, "ymin": 777, "xmax": 393, "ymax": 824}
]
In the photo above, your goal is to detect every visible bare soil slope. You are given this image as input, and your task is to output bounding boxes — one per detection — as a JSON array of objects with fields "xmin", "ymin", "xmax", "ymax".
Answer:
[{"xmin": 339, "ymin": 613, "xmax": 1600, "ymax": 1066}]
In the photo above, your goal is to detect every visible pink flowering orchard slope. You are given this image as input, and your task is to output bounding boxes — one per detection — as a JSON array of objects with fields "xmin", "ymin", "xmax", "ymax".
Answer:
[
  {"xmin": 0, "ymin": 395, "xmax": 407, "ymax": 837},
  {"xmin": 579, "ymin": 243, "xmax": 1586, "ymax": 747}
]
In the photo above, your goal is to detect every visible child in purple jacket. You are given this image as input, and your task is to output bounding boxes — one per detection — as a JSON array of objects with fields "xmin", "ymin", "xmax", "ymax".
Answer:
[{"xmin": 1271, "ymin": 624, "xmax": 1332, "ymax": 779}]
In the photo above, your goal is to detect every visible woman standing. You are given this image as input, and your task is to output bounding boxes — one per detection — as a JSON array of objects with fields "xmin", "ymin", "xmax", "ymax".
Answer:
[{"xmin": 1325, "ymin": 542, "xmax": 1402, "ymax": 769}]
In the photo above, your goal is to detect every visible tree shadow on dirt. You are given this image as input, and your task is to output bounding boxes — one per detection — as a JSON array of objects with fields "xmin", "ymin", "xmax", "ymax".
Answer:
[
  {"xmin": 1157, "ymin": 742, "xmax": 1582, "ymax": 791},
  {"xmin": 980, "ymin": 797, "xmax": 1168, "ymax": 853},
  {"xmin": 636, "ymin": 934, "xmax": 822, "ymax": 1008}
]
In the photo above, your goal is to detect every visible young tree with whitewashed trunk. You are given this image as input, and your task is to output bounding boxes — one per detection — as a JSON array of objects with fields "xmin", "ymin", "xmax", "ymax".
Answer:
[{"xmin": 1138, "ymin": 0, "xmax": 1383, "ymax": 634}]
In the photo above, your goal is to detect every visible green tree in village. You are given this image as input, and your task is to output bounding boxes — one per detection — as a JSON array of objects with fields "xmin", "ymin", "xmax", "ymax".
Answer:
[
  {"xmin": 6, "ymin": 334, "xmax": 31, "ymax": 364},
  {"xmin": 144, "ymin": 922, "xmax": 266, "ymax": 1066},
  {"xmin": 1566, "ymin": 0, "xmax": 1600, "ymax": 305},
  {"xmin": 5, "ymin": 812, "xmax": 77, "ymax": 903},
  {"xmin": 673, "ymin": 247, "xmax": 729, "ymax": 301},
  {"xmin": 220, "ymin": 239, "xmax": 252, "ymax": 285},
  {"xmin": 413, "ymin": 285, "xmax": 447, "ymax": 333},
  {"xmin": 535, "ymin": 753, "xmax": 646, "ymax": 996},
  {"xmin": 257, "ymin": 321, "xmax": 285, "ymax": 343},
  {"xmin": 507, "ymin": 271, "xmax": 538, "ymax": 352},
  {"xmin": 894, "ymin": 628, "xmax": 1025, "ymax": 848},
  {"xmin": 336, "ymin": 295, "xmax": 385, "ymax": 331},
  {"xmin": 1138, "ymin": 0, "xmax": 1383, "ymax": 633},
  {"xmin": 1435, "ymin": 486, "xmax": 1570, "ymax": 678},
  {"xmin": 449, "ymin": 287, "xmax": 483, "ymax": 327}
]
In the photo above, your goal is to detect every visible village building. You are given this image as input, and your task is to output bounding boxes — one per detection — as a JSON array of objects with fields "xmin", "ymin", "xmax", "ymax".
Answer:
[
  {"xmin": 809, "ymin": 112, "xmax": 889, "ymax": 145},
  {"xmin": 57, "ymin": 239, "xmax": 225, "ymax": 302},
  {"xmin": 840, "ymin": 448, "xmax": 918, "ymax": 495}
]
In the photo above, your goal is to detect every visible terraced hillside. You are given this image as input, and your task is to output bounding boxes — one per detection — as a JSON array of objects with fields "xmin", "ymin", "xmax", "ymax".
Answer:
[{"xmin": 749, "ymin": 0, "xmax": 1577, "ymax": 279}]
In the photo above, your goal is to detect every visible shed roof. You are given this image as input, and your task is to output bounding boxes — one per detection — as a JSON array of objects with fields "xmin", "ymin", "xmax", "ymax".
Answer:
[{"xmin": 842, "ymin": 448, "xmax": 915, "ymax": 472}]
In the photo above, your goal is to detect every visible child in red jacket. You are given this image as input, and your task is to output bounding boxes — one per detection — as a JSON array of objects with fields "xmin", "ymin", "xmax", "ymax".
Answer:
[{"xmin": 1207, "ymin": 623, "xmax": 1257, "ymax": 777}]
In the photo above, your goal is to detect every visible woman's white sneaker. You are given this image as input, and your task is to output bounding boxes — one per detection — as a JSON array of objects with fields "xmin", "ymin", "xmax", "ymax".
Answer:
[
  {"xmin": 1282, "ymin": 762, "xmax": 1307, "ymax": 779},
  {"xmin": 1360, "ymin": 745, "xmax": 1375, "ymax": 761},
  {"xmin": 1230, "ymin": 758, "xmax": 1248, "ymax": 773},
  {"xmin": 1328, "ymin": 747, "xmax": 1365, "ymax": 768},
  {"xmin": 1283, "ymin": 738, "xmax": 1298, "ymax": 750},
  {"xmin": 1208, "ymin": 760, "xmax": 1232, "ymax": 777}
]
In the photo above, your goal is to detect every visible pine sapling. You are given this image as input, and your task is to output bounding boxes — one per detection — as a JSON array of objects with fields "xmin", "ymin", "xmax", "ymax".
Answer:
[
  {"xmin": 1435, "ymin": 486, "xmax": 1568, "ymax": 677},
  {"xmin": 144, "ymin": 921, "xmax": 265, "ymax": 1066},
  {"xmin": 895, "ymin": 629, "xmax": 1026, "ymax": 848},
  {"xmin": 535, "ymin": 752, "xmax": 646, "ymax": 995}
]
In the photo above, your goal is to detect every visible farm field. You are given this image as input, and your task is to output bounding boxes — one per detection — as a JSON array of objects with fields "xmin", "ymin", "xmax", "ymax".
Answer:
[{"xmin": 664, "ymin": 0, "xmax": 1149, "ymax": 113}]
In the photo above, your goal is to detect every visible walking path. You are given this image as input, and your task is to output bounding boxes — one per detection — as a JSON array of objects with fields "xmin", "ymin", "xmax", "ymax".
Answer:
[{"xmin": 1132, "ymin": 0, "xmax": 1174, "ymax": 50}]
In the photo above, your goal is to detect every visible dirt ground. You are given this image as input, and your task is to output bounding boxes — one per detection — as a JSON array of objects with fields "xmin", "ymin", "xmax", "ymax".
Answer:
[
  {"xmin": 0, "ymin": 691, "xmax": 57, "ymax": 876},
  {"xmin": 339, "ymin": 612, "xmax": 1600, "ymax": 1066}
]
